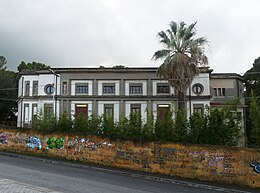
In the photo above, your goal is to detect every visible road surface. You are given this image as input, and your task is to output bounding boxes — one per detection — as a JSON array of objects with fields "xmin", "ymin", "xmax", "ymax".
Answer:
[{"xmin": 0, "ymin": 153, "xmax": 255, "ymax": 193}]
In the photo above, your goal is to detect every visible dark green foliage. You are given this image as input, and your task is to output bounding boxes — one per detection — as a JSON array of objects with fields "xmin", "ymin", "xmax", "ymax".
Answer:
[
  {"xmin": 102, "ymin": 114, "xmax": 115, "ymax": 137},
  {"xmin": 88, "ymin": 114, "xmax": 101, "ymax": 135},
  {"xmin": 188, "ymin": 113, "xmax": 205, "ymax": 144},
  {"xmin": 31, "ymin": 107, "xmax": 241, "ymax": 146},
  {"xmin": 244, "ymin": 57, "xmax": 260, "ymax": 97},
  {"xmin": 0, "ymin": 59, "xmax": 17, "ymax": 125},
  {"xmin": 0, "ymin": 56, "xmax": 7, "ymax": 70},
  {"xmin": 73, "ymin": 114, "xmax": 88, "ymax": 133},
  {"xmin": 57, "ymin": 111, "xmax": 73, "ymax": 133},
  {"xmin": 115, "ymin": 116, "xmax": 129, "ymax": 139},
  {"xmin": 142, "ymin": 110, "xmax": 154, "ymax": 140},
  {"xmin": 173, "ymin": 110, "xmax": 188, "ymax": 142},
  {"xmin": 128, "ymin": 112, "xmax": 142, "ymax": 139},
  {"xmin": 17, "ymin": 61, "xmax": 50, "ymax": 72},
  {"xmin": 249, "ymin": 95, "xmax": 260, "ymax": 147},
  {"xmin": 154, "ymin": 109, "xmax": 174, "ymax": 142},
  {"xmin": 34, "ymin": 109, "xmax": 57, "ymax": 132}
]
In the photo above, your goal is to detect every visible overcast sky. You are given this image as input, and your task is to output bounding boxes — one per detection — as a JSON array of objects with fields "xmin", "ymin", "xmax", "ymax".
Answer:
[{"xmin": 0, "ymin": 0, "xmax": 259, "ymax": 74}]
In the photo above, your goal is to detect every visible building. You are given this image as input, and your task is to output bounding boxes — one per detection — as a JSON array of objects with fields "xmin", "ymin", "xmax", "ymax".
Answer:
[{"xmin": 16, "ymin": 67, "xmax": 246, "ymax": 145}]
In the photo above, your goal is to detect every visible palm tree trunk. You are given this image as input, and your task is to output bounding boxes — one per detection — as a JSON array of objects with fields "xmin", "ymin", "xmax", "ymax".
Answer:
[{"xmin": 177, "ymin": 91, "xmax": 185, "ymax": 112}]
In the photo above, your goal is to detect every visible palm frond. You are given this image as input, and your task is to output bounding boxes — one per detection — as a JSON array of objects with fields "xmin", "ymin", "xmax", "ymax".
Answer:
[
  {"xmin": 152, "ymin": 49, "xmax": 171, "ymax": 61},
  {"xmin": 158, "ymin": 31, "xmax": 171, "ymax": 47}
]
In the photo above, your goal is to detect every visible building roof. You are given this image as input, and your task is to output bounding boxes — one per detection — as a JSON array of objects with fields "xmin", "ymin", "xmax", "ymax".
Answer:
[{"xmin": 210, "ymin": 73, "xmax": 244, "ymax": 82}]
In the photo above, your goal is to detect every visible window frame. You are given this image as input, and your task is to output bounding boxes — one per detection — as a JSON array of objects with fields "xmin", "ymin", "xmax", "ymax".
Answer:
[
  {"xmin": 192, "ymin": 83, "xmax": 204, "ymax": 95},
  {"xmin": 75, "ymin": 83, "xmax": 89, "ymax": 95},
  {"xmin": 32, "ymin": 81, "xmax": 38, "ymax": 96},
  {"xmin": 104, "ymin": 104, "xmax": 114, "ymax": 118},
  {"xmin": 129, "ymin": 83, "xmax": 143, "ymax": 95},
  {"xmin": 25, "ymin": 81, "xmax": 30, "ymax": 96},
  {"xmin": 157, "ymin": 83, "xmax": 170, "ymax": 94},
  {"xmin": 44, "ymin": 84, "xmax": 54, "ymax": 95},
  {"xmin": 102, "ymin": 83, "xmax": 115, "ymax": 95}
]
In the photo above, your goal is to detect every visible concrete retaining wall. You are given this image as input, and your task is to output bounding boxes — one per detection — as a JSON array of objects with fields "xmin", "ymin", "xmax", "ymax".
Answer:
[{"xmin": 0, "ymin": 128, "xmax": 259, "ymax": 188}]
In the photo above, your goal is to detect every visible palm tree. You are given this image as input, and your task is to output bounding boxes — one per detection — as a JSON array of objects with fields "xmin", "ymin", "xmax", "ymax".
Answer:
[{"xmin": 152, "ymin": 21, "xmax": 208, "ymax": 111}]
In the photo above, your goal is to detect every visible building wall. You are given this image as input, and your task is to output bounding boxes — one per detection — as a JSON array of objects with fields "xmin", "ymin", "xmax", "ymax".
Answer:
[{"xmin": 0, "ymin": 128, "xmax": 259, "ymax": 188}]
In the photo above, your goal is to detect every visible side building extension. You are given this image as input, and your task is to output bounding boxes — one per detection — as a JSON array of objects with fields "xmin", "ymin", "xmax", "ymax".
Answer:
[{"xmin": 16, "ymin": 67, "xmax": 246, "ymax": 146}]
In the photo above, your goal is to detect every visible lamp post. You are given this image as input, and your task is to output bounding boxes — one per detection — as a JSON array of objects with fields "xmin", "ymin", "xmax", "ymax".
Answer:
[{"xmin": 48, "ymin": 69, "xmax": 59, "ymax": 116}]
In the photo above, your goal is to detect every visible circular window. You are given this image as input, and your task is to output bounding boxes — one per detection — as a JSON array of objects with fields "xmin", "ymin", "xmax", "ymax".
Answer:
[
  {"xmin": 44, "ymin": 84, "xmax": 54, "ymax": 94},
  {"xmin": 192, "ymin": 83, "xmax": 204, "ymax": 95}
]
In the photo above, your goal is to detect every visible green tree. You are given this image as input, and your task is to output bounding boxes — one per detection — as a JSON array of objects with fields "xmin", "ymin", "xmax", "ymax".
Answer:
[
  {"xmin": 0, "ymin": 57, "xmax": 17, "ymax": 125},
  {"xmin": 0, "ymin": 56, "xmax": 7, "ymax": 70},
  {"xmin": 152, "ymin": 21, "xmax": 208, "ymax": 111},
  {"xmin": 249, "ymin": 94, "xmax": 260, "ymax": 147},
  {"xmin": 17, "ymin": 61, "xmax": 50, "ymax": 72},
  {"xmin": 244, "ymin": 57, "xmax": 260, "ymax": 97}
]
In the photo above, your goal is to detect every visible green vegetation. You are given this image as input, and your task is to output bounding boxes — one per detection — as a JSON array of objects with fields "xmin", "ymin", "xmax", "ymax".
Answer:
[
  {"xmin": 32, "ymin": 106, "xmax": 241, "ymax": 146},
  {"xmin": 152, "ymin": 21, "xmax": 208, "ymax": 111}
]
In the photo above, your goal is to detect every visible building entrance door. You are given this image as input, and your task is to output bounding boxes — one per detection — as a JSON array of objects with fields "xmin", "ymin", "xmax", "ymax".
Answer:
[{"xmin": 75, "ymin": 104, "xmax": 88, "ymax": 118}]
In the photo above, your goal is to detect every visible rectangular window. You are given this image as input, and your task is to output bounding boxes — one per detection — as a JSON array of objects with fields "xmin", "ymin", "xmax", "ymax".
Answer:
[
  {"xmin": 130, "ymin": 84, "xmax": 142, "ymax": 94},
  {"xmin": 157, "ymin": 84, "xmax": 170, "ymax": 94},
  {"xmin": 103, "ymin": 84, "xmax": 115, "ymax": 94},
  {"xmin": 25, "ymin": 81, "xmax": 30, "ymax": 96},
  {"xmin": 62, "ymin": 82, "xmax": 67, "ymax": 95},
  {"xmin": 44, "ymin": 103, "xmax": 53, "ymax": 116},
  {"xmin": 32, "ymin": 81, "xmax": 38, "ymax": 96},
  {"xmin": 76, "ymin": 84, "xmax": 88, "ymax": 94},
  {"xmin": 213, "ymin": 88, "xmax": 217, "ymax": 96},
  {"xmin": 104, "ymin": 104, "xmax": 114, "ymax": 118},
  {"xmin": 31, "ymin": 104, "xmax": 38, "ymax": 124},
  {"xmin": 130, "ymin": 104, "xmax": 141, "ymax": 113},
  {"xmin": 193, "ymin": 104, "xmax": 204, "ymax": 115},
  {"xmin": 213, "ymin": 88, "xmax": 226, "ymax": 96}
]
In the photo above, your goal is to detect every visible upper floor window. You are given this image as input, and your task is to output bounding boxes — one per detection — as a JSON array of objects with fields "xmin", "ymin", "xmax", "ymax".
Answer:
[
  {"xmin": 157, "ymin": 84, "xmax": 170, "ymax": 94},
  {"xmin": 25, "ymin": 81, "xmax": 30, "ymax": 96},
  {"xmin": 62, "ymin": 82, "xmax": 67, "ymax": 95},
  {"xmin": 44, "ymin": 84, "xmax": 54, "ymax": 95},
  {"xmin": 76, "ymin": 84, "xmax": 88, "ymax": 94},
  {"xmin": 130, "ymin": 84, "xmax": 142, "ymax": 94},
  {"xmin": 103, "ymin": 84, "xmax": 115, "ymax": 94},
  {"xmin": 192, "ymin": 83, "xmax": 204, "ymax": 95},
  {"xmin": 32, "ymin": 81, "xmax": 38, "ymax": 96},
  {"xmin": 213, "ymin": 88, "xmax": 226, "ymax": 96}
]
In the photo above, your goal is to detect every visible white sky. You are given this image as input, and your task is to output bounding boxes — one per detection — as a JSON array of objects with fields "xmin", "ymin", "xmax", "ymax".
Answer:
[{"xmin": 0, "ymin": 0, "xmax": 259, "ymax": 74}]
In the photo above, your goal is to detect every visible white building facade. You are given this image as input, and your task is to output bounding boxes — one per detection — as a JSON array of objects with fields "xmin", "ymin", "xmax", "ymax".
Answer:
[{"xmin": 17, "ymin": 67, "xmax": 245, "ymax": 147}]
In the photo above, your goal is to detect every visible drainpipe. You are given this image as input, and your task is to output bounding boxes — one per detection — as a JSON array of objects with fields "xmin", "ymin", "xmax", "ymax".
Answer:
[{"xmin": 20, "ymin": 77, "xmax": 24, "ymax": 127}]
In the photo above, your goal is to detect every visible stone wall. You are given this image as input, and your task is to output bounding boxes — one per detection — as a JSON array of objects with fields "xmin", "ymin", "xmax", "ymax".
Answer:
[{"xmin": 0, "ymin": 128, "xmax": 260, "ymax": 188}]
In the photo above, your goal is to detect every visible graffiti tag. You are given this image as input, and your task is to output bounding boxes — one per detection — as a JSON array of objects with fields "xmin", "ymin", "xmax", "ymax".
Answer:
[
  {"xmin": 47, "ymin": 137, "xmax": 64, "ymax": 149},
  {"xmin": 251, "ymin": 163, "xmax": 260, "ymax": 173},
  {"xmin": 26, "ymin": 137, "xmax": 42, "ymax": 149}
]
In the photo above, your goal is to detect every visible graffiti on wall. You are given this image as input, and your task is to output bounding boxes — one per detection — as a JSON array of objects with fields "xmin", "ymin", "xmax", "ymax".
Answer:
[
  {"xmin": 115, "ymin": 149, "xmax": 150, "ymax": 168},
  {"xmin": 251, "ymin": 163, "xmax": 260, "ymax": 173},
  {"xmin": 0, "ymin": 132, "xmax": 8, "ymax": 144},
  {"xmin": 26, "ymin": 137, "xmax": 42, "ymax": 149},
  {"xmin": 12, "ymin": 133, "xmax": 27, "ymax": 144},
  {"xmin": 47, "ymin": 137, "xmax": 64, "ymax": 149},
  {"xmin": 67, "ymin": 138, "xmax": 112, "ymax": 152}
]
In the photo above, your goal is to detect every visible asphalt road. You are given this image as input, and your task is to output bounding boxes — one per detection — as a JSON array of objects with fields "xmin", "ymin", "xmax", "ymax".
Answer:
[{"xmin": 0, "ymin": 153, "xmax": 255, "ymax": 193}]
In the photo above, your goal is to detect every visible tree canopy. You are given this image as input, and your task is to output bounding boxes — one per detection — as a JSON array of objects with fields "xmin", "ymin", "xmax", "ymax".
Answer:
[
  {"xmin": 243, "ymin": 56, "xmax": 260, "ymax": 97},
  {"xmin": 17, "ymin": 61, "xmax": 50, "ymax": 72},
  {"xmin": 0, "ymin": 57, "xmax": 17, "ymax": 125},
  {"xmin": 0, "ymin": 56, "xmax": 7, "ymax": 70},
  {"xmin": 152, "ymin": 21, "xmax": 209, "ymax": 110}
]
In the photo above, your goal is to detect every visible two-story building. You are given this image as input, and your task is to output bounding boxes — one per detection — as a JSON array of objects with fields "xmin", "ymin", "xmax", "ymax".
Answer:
[{"xmin": 16, "ymin": 67, "xmax": 246, "ymax": 145}]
